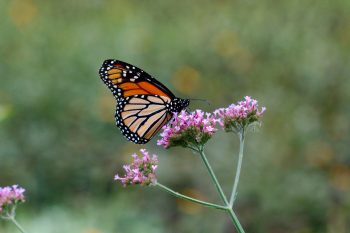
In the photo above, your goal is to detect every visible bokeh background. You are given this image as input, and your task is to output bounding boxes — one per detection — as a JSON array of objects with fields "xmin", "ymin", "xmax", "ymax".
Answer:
[{"xmin": 1, "ymin": 0, "xmax": 349, "ymax": 232}]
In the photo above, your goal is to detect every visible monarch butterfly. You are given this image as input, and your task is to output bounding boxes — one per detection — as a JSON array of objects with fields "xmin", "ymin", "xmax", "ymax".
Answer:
[{"xmin": 99, "ymin": 59, "xmax": 190, "ymax": 144}]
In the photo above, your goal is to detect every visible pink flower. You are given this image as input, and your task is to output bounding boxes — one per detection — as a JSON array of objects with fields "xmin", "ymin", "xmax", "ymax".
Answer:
[
  {"xmin": 0, "ymin": 185, "xmax": 26, "ymax": 215},
  {"xmin": 115, "ymin": 149, "xmax": 158, "ymax": 187},
  {"xmin": 214, "ymin": 96, "xmax": 266, "ymax": 133},
  {"xmin": 157, "ymin": 110, "xmax": 218, "ymax": 149}
]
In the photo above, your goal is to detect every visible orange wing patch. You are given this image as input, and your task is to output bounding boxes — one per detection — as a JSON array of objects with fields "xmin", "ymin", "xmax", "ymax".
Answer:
[
  {"xmin": 138, "ymin": 82, "xmax": 169, "ymax": 97},
  {"xmin": 106, "ymin": 68, "xmax": 124, "ymax": 84},
  {"xmin": 105, "ymin": 65, "xmax": 171, "ymax": 98},
  {"xmin": 107, "ymin": 68, "xmax": 121, "ymax": 75},
  {"xmin": 107, "ymin": 68, "xmax": 122, "ymax": 79},
  {"xmin": 124, "ymin": 89, "xmax": 150, "ymax": 96},
  {"xmin": 120, "ymin": 83, "xmax": 139, "ymax": 91},
  {"xmin": 120, "ymin": 81, "xmax": 170, "ymax": 97}
]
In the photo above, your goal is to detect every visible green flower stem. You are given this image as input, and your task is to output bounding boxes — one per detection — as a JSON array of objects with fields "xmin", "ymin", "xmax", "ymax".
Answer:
[
  {"xmin": 197, "ymin": 147, "xmax": 245, "ymax": 233},
  {"xmin": 197, "ymin": 148, "xmax": 229, "ymax": 205},
  {"xmin": 8, "ymin": 216, "xmax": 27, "ymax": 233},
  {"xmin": 155, "ymin": 182, "xmax": 227, "ymax": 211},
  {"xmin": 227, "ymin": 208, "xmax": 245, "ymax": 233},
  {"xmin": 229, "ymin": 130, "xmax": 245, "ymax": 207}
]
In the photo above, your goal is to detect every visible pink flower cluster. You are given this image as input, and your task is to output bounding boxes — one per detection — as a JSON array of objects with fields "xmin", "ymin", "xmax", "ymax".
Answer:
[
  {"xmin": 157, "ymin": 110, "xmax": 217, "ymax": 149},
  {"xmin": 214, "ymin": 96, "xmax": 266, "ymax": 132},
  {"xmin": 156, "ymin": 96, "xmax": 266, "ymax": 148},
  {"xmin": 0, "ymin": 185, "xmax": 25, "ymax": 214},
  {"xmin": 115, "ymin": 149, "xmax": 158, "ymax": 186}
]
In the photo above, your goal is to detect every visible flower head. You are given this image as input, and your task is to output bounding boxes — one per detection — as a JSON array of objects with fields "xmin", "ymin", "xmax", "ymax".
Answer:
[
  {"xmin": 0, "ymin": 185, "xmax": 26, "ymax": 217},
  {"xmin": 214, "ymin": 96, "xmax": 266, "ymax": 133},
  {"xmin": 115, "ymin": 149, "xmax": 158, "ymax": 187},
  {"xmin": 157, "ymin": 110, "xmax": 217, "ymax": 149}
]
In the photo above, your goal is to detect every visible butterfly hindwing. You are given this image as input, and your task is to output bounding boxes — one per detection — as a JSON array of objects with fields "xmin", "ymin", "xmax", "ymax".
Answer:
[{"xmin": 115, "ymin": 94, "xmax": 173, "ymax": 144}]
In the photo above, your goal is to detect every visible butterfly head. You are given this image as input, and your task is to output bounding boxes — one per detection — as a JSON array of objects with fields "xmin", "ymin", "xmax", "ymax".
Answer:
[{"xmin": 169, "ymin": 98, "xmax": 190, "ymax": 113}]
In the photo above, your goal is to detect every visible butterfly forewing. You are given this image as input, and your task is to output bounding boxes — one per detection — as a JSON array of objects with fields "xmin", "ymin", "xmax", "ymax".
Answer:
[{"xmin": 99, "ymin": 59, "xmax": 175, "ymax": 99}]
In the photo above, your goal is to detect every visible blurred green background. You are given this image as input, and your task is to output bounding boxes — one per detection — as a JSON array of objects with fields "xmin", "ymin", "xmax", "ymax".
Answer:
[{"xmin": 1, "ymin": 0, "xmax": 349, "ymax": 232}]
